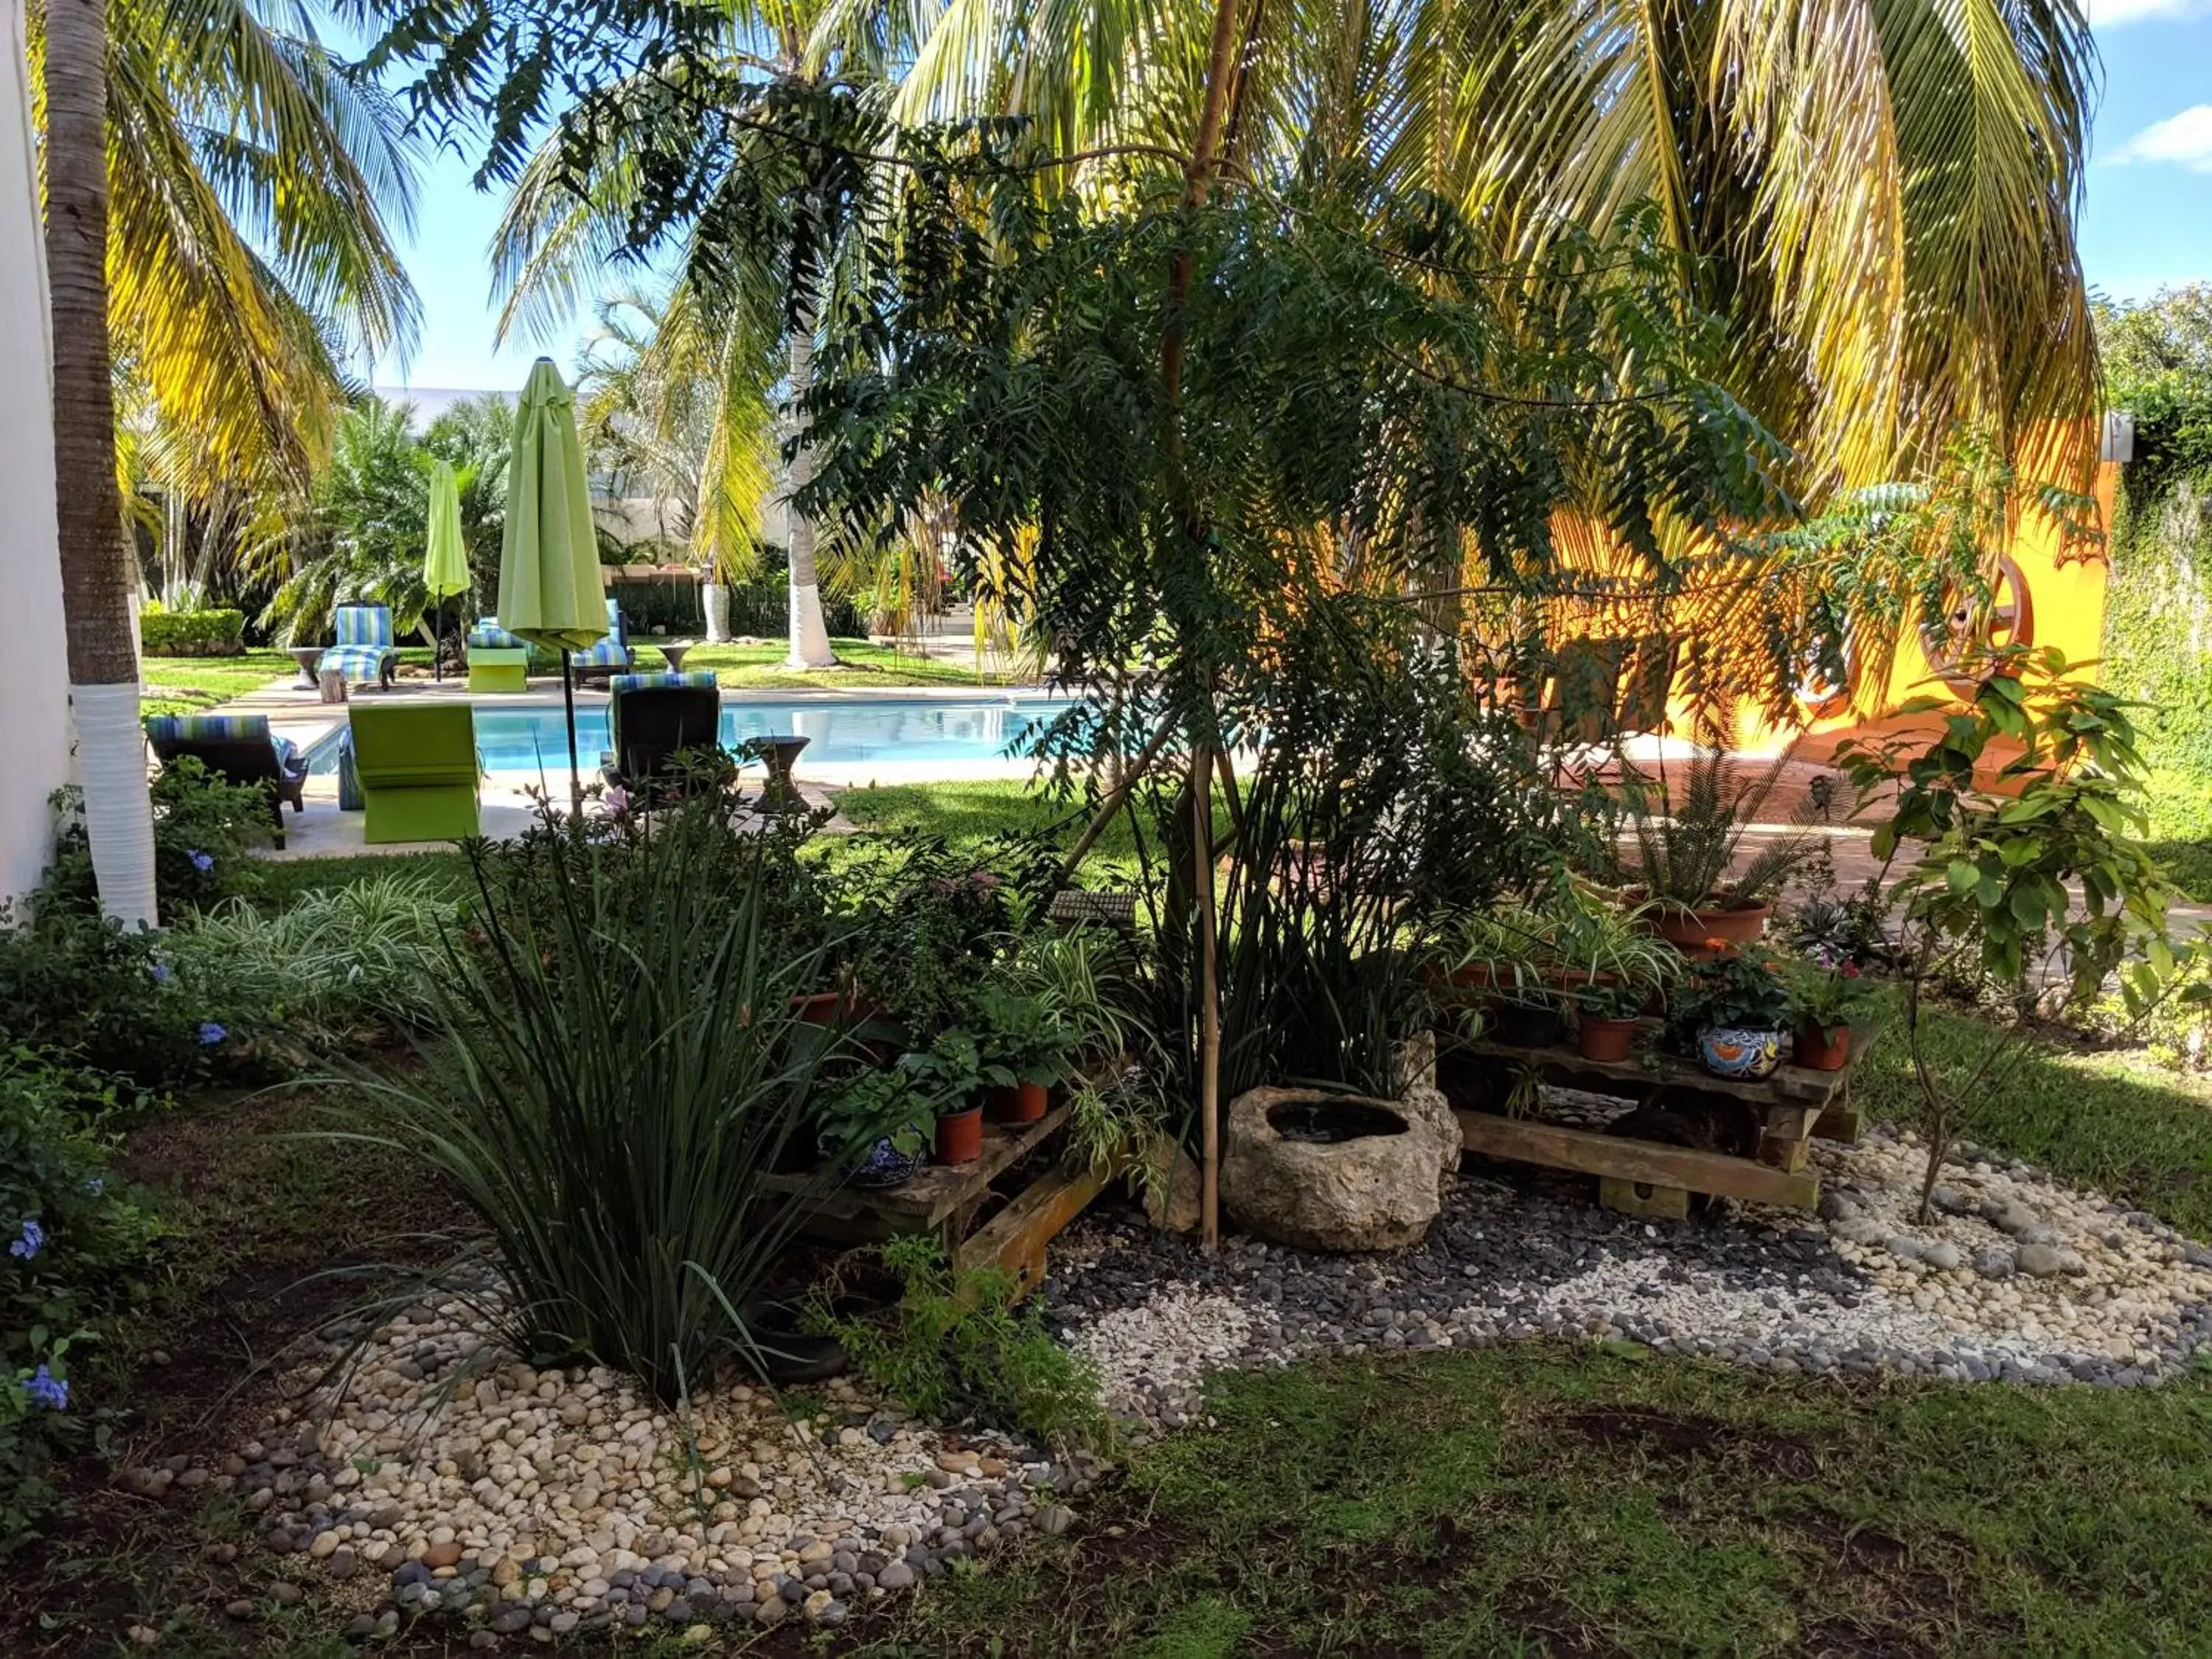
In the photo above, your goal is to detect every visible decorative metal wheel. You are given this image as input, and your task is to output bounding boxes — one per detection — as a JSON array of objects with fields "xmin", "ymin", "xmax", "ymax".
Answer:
[{"xmin": 1919, "ymin": 553, "xmax": 2034, "ymax": 698}]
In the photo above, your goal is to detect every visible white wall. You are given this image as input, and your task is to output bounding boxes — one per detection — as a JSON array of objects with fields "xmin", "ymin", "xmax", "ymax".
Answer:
[{"xmin": 0, "ymin": 0, "xmax": 69, "ymax": 904}]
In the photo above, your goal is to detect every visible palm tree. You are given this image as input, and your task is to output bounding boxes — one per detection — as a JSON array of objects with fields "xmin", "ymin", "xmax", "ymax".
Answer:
[
  {"xmin": 574, "ymin": 285, "xmax": 775, "ymax": 580},
  {"xmin": 843, "ymin": 0, "xmax": 2101, "ymax": 502},
  {"xmin": 42, "ymin": 0, "xmax": 154, "ymax": 922},
  {"xmin": 490, "ymin": 1, "xmax": 881, "ymax": 669},
  {"xmin": 32, "ymin": 0, "xmax": 420, "ymax": 916}
]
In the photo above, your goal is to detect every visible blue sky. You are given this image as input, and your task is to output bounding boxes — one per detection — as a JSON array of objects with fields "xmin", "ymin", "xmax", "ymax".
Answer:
[{"xmin": 370, "ymin": 9, "xmax": 2212, "ymax": 394}]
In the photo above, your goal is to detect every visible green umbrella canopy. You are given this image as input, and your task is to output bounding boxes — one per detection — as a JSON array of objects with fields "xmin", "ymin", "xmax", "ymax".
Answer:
[
  {"xmin": 423, "ymin": 459, "xmax": 470, "ymax": 599},
  {"xmin": 498, "ymin": 358, "xmax": 607, "ymax": 650}
]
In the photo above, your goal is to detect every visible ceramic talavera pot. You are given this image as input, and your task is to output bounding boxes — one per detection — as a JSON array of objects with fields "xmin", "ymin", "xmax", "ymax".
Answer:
[{"xmin": 1697, "ymin": 1025, "xmax": 1784, "ymax": 1080}]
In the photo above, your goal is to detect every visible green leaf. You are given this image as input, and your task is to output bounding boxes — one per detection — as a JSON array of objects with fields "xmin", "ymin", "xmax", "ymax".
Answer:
[{"xmin": 1946, "ymin": 860, "xmax": 1979, "ymax": 895}]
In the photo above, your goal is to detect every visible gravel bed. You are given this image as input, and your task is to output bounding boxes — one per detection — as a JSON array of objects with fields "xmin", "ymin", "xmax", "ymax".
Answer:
[
  {"xmin": 1044, "ymin": 1121, "xmax": 2212, "ymax": 1434},
  {"xmin": 141, "ymin": 1119, "xmax": 2212, "ymax": 1642},
  {"xmin": 186, "ymin": 1307, "xmax": 1096, "ymax": 1644}
]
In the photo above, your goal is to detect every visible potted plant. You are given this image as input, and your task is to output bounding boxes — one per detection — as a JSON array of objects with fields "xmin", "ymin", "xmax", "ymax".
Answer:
[
  {"xmin": 817, "ymin": 1067, "xmax": 933, "ymax": 1187},
  {"xmin": 902, "ymin": 1029, "xmax": 992, "ymax": 1164},
  {"xmin": 1674, "ymin": 948, "xmax": 1793, "ymax": 1079},
  {"xmin": 1781, "ymin": 956, "xmax": 1882, "ymax": 1071},
  {"xmin": 1614, "ymin": 725, "xmax": 1817, "ymax": 951},
  {"xmin": 970, "ymin": 984, "xmax": 1069, "ymax": 1123},
  {"xmin": 1571, "ymin": 979, "xmax": 1646, "ymax": 1062}
]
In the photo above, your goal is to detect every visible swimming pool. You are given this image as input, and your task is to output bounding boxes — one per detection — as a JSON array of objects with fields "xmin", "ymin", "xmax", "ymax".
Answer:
[{"xmin": 309, "ymin": 695, "xmax": 1078, "ymax": 776}]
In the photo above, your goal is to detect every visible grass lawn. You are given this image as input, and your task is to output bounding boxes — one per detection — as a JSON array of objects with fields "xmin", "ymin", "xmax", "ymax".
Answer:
[
  {"xmin": 138, "ymin": 640, "xmax": 1018, "ymax": 720},
  {"xmin": 846, "ymin": 1346, "xmax": 2212, "ymax": 1658},
  {"xmin": 683, "ymin": 636, "xmax": 1022, "ymax": 689}
]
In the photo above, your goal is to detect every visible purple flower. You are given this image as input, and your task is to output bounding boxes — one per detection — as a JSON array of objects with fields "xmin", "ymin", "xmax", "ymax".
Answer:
[
  {"xmin": 24, "ymin": 1366, "xmax": 68, "ymax": 1411},
  {"xmin": 188, "ymin": 850, "xmax": 215, "ymax": 874},
  {"xmin": 9, "ymin": 1219, "xmax": 44, "ymax": 1261},
  {"xmin": 197, "ymin": 1022, "xmax": 227, "ymax": 1047},
  {"xmin": 149, "ymin": 961, "xmax": 172, "ymax": 984}
]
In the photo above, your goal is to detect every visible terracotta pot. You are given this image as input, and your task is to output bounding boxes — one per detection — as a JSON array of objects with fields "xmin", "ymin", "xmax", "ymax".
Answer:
[
  {"xmin": 1576, "ymin": 1016, "xmax": 1638, "ymax": 1062},
  {"xmin": 787, "ymin": 988, "xmax": 879, "ymax": 1026},
  {"xmin": 934, "ymin": 1106, "xmax": 984, "ymax": 1164},
  {"xmin": 1794, "ymin": 1023, "xmax": 1850, "ymax": 1071},
  {"xmin": 1649, "ymin": 900, "xmax": 1771, "ymax": 954},
  {"xmin": 988, "ymin": 1081, "xmax": 1049, "ymax": 1124}
]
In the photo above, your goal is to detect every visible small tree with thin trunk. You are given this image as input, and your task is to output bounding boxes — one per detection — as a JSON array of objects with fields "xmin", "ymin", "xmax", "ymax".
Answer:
[{"xmin": 1835, "ymin": 645, "xmax": 2202, "ymax": 1219}]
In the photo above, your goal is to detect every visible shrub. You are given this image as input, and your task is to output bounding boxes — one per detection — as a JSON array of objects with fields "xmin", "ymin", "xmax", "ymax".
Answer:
[
  {"xmin": 46, "ymin": 759, "xmax": 271, "ymax": 919},
  {"xmin": 345, "ymin": 793, "xmax": 849, "ymax": 1402},
  {"xmin": 0, "ymin": 902, "xmax": 229, "ymax": 1096},
  {"xmin": 1, "ymin": 1048, "xmax": 162, "ymax": 1549},
  {"xmin": 165, "ymin": 875, "xmax": 460, "ymax": 1036},
  {"xmin": 810, "ymin": 1235, "xmax": 1107, "ymax": 1454},
  {"xmin": 138, "ymin": 604, "xmax": 245, "ymax": 657}
]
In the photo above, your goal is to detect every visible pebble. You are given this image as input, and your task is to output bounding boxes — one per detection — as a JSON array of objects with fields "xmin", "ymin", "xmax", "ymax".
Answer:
[{"xmin": 235, "ymin": 1113, "xmax": 2212, "ymax": 1641}]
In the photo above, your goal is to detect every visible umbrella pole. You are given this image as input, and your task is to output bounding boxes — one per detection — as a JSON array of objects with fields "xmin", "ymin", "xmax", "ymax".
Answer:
[
  {"xmin": 561, "ymin": 647, "xmax": 583, "ymax": 815},
  {"xmin": 433, "ymin": 602, "xmax": 443, "ymax": 683}
]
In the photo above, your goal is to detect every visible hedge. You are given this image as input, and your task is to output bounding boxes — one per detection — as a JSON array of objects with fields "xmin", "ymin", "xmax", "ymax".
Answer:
[
  {"xmin": 606, "ymin": 580, "xmax": 863, "ymax": 641},
  {"xmin": 139, "ymin": 607, "xmax": 245, "ymax": 657}
]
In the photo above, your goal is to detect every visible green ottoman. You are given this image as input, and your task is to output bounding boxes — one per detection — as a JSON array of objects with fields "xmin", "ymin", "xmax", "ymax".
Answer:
[{"xmin": 467, "ymin": 647, "xmax": 529, "ymax": 693}]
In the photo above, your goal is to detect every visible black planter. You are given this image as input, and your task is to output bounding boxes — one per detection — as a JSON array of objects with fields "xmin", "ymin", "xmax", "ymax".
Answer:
[
  {"xmin": 1492, "ymin": 998, "xmax": 1565, "ymax": 1048},
  {"xmin": 738, "ymin": 1298, "xmax": 877, "ymax": 1385}
]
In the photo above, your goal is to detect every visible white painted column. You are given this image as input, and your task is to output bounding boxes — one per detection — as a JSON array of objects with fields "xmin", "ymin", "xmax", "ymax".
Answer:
[{"xmin": 0, "ymin": 1, "xmax": 72, "ymax": 905}]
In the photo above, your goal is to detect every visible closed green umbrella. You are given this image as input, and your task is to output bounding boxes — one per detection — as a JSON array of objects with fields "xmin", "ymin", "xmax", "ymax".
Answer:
[
  {"xmin": 422, "ymin": 459, "xmax": 470, "ymax": 682},
  {"xmin": 499, "ymin": 358, "xmax": 608, "ymax": 807}
]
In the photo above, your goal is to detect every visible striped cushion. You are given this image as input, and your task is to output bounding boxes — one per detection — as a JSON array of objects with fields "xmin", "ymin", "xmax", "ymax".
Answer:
[
  {"xmin": 467, "ymin": 618, "xmax": 525, "ymax": 650},
  {"xmin": 608, "ymin": 671, "xmax": 717, "ymax": 694},
  {"xmin": 334, "ymin": 604, "xmax": 394, "ymax": 648},
  {"xmin": 146, "ymin": 713, "xmax": 273, "ymax": 744},
  {"xmin": 319, "ymin": 643, "xmax": 397, "ymax": 682}
]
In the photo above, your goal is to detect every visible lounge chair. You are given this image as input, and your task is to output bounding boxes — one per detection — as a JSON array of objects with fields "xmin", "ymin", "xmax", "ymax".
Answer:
[
  {"xmin": 599, "ymin": 671, "xmax": 726, "ymax": 807},
  {"xmin": 143, "ymin": 713, "xmax": 307, "ymax": 849},
  {"xmin": 568, "ymin": 598, "xmax": 636, "ymax": 684},
  {"xmin": 319, "ymin": 603, "xmax": 402, "ymax": 690},
  {"xmin": 346, "ymin": 703, "xmax": 481, "ymax": 844},
  {"xmin": 465, "ymin": 618, "xmax": 530, "ymax": 693}
]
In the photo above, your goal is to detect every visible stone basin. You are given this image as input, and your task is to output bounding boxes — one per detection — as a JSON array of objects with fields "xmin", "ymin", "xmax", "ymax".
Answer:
[{"xmin": 1221, "ymin": 1082, "xmax": 1460, "ymax": 1253}]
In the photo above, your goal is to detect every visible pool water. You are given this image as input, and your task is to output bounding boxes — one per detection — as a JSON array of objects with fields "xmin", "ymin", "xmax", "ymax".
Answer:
[{"xmin": 310, "ymin": 695, "xmax": 1077, "ymax": 776}]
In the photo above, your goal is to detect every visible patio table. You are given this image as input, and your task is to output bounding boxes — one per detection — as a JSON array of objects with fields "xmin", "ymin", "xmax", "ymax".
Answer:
[{"xmin": 288, "ymin": 646, "xmax": 324, "ymax": 689}]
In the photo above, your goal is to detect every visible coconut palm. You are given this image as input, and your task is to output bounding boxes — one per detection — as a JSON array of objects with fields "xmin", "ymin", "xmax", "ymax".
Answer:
[
  {"xmin": 490, "ymin": 2, "xmax": 882, "ymax": 668},
  {"xmin": 574, "ymin": 285, "xmax": 775, "ymax": 580},
  {"xmin": 33, "ymin": 0, "xmax": 420, "ymax": 915},
  {"xmin": 831, "ymin": 0, "xmax": 2100, "ymax": 502},
  {"xmin": 43, "ymin": 0, "xmax": 153, "ymax": 922}
]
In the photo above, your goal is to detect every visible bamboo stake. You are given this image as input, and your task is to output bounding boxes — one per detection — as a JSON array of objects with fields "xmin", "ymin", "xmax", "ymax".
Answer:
[{"xmin": 1194, "ymin": 738, "xmax": 1222, "ymax": 1250}]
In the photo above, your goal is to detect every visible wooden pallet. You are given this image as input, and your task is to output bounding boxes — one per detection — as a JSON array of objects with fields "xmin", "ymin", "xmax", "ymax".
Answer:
[
  {"xmin": 1447, "ymin": 1026, "xmax": 1874, "ymax": 1214},
  {"xmin": 762, "ymin": 1104, "xmax": 1150, "ymax": 1299}
]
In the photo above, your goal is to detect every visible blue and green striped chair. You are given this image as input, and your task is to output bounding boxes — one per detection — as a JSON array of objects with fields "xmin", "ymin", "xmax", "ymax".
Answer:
[
  {"xmin": 145, "ymin": 713, "xmax": 307, "ymax": 849},
  {"xmin": 599, "ymin": 670, "xmax": 723, "ymax": 807},
  {"xmin": 568, "ymin": 598, "xmax": 635, "ymax": 683},
  {"xmin": 318, "ymin": 603, "xmax": 400, "ymax": 689},
  {"xmin": 465, "ymin": 618, "xmax": 530, "ymax": 692}
]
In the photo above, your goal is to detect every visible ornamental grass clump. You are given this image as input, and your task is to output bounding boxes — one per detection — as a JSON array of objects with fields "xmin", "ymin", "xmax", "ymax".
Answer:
[{"xmin": 347, "ymin": 796, "xmax": 844, "ymax": 1403}]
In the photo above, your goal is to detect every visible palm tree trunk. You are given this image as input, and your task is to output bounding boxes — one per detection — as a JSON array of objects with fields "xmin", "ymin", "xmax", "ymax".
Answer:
[
  {"xmin": 782, "ymin": 314, "xmax": 835, "ymax": 669},
  {"xmin": 44, "ymin": 0, "xmax": 156, "ymax": 925}
]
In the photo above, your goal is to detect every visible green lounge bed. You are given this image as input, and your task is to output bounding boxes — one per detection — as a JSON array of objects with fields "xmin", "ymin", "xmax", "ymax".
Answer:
[{"xmin": 347, "ymin": 703, "xmax": 481, "ymax": 844}]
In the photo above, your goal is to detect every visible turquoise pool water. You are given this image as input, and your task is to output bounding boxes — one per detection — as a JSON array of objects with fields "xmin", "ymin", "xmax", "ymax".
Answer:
[{"xmin": 310, "ymin": 695, "xmax": 1077, "ymax": 775}]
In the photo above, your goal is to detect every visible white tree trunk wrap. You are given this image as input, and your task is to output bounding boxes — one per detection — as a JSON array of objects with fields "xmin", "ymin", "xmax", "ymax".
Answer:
[
  {"xmin": 69, "ymin": 681, "xmax": 156, "ymax": 928},
  {"xmin": 702, "ymin": 580, "xmax": 730, "ymax": 642},
  {"xmin": 782, "ymin": 325, "xmax": 835, "ymax": 669}
]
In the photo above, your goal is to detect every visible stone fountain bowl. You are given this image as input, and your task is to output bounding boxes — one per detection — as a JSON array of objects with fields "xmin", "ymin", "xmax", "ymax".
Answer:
[{"xmin": 1221, "ymin": 1082, "xmax": 1461, "ymax": 1253}]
